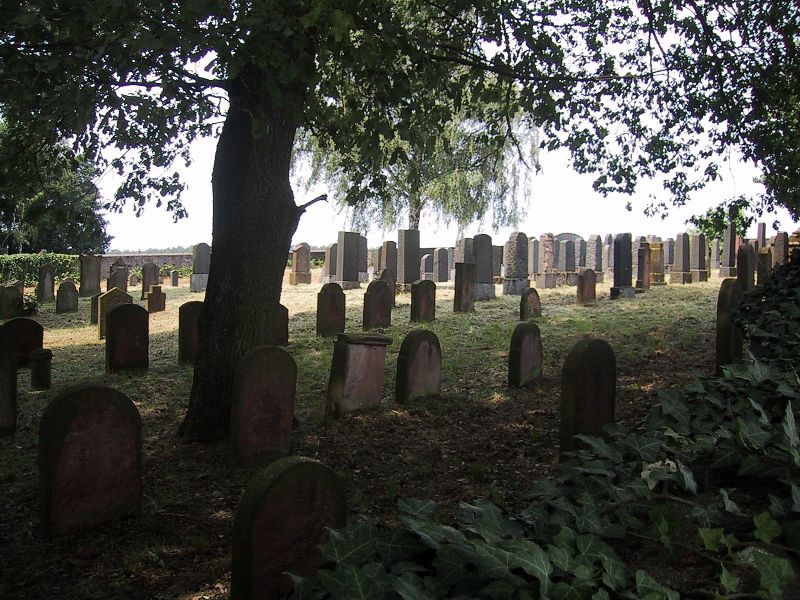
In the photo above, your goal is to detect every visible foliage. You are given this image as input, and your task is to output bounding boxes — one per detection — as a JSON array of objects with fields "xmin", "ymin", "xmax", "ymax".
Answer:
[
  {"xmin": 0, "ymin": 252, "xmax": 79, "ymax": 286},
  {"xmin": 686, "ymin": 197, "xmax": 761, "ymax": 241}
]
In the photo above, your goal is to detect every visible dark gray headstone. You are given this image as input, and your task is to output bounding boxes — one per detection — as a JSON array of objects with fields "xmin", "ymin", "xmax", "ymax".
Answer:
[
  {"xmin": 690, "ymin": 233, "xmax": 708, "ymax": 282},
  {"xmin": 473, "ymin": 234, "xmax": 493, "ymax": 284},
  {"xmin": 508, "ymin": 321, "xmax": 543, "ymax": 388},
  {"xmin": 610, "ymin": 233, "xmax": 633, "ymax": 298},
  {"xmin": 179, "ymin": 301, "xmax": 204, "ymax": 365},
  {"xmin": 433, "ymin": 248, "xmax": 449, "ymax": 282},
  {"xmin": 140, "ymin": 262, "xmax": 160, "ymax": 300},
  {"xmin": 396, "ymin": 330, "xmax": 442, "ymax": 403},
  {"xmin": 192, "ymin": 243, "xmax": 211, "ymax": 274},
  {"xmin": 492, "ymin": 245, "xmax": 503, "ymax": 277},
  {"xmin": 454, "ymin": 263, "xmax": 475, "ymax": 312},
  {"xmin": 106, "ymin": 304, "xmax": 149, "ymax": 373},
  {"xmin": 56, "ymin": 281, "xmax": 79, "ymax": 313},
  {"xmin": 381, "ymin": 241, "xmax": 398, "ymax": 275},
  {"xmin": 670, "ymin": 233, "xmax": 691, "ymax": 284},
  {"xmin": 736, "ymin": 244, "xmax": 756, "ymax": 292},
  {"xmin": 79, "ymin": 254, "xmax": 101, "ymax": 297},
  {"xmin": 336, "ymin": 231, "xmax": 361, "ymax": 286},
  {"xmin": 528, "ymin": 238, "xmax": 540, "ymax": 277},
  {"xmin": 715, "ymin": 279, "xmax": 744, "ymax": 375},
  {"xmin": 397, "ymin": 229, "xmax": 421, "ymax": 285},
  {"xmin": 774, "ymin": 232, "xmax": 789, "ymax": 266},
  {"xmin": 37, "ymin": 264, "xmax": 55, "ymax": 303},
  {"xmin": 720, "ymin": 222, "xmax": 737, "ymax": 277},
  {"xmin": 316, "ymin": 283, "xmax": 345, "ymax": 338},
  {"xmin": 363, "ymin": 280, "xmax": 392, "ymax": 330},
  {"xmin": 411, "ymin": 280, "xmax": 436, "ymax": 323}
]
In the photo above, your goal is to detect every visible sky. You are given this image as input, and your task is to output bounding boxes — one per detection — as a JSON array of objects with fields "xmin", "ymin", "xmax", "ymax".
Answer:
[{"xmin": 98, "ymin": 134, "xmax": 798, "ymax": 252}]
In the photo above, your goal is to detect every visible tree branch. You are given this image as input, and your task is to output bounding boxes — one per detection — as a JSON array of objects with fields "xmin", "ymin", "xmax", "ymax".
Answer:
[{"xmin": 296, "ymin": 193, "xmax": 328, "ymax": 213}]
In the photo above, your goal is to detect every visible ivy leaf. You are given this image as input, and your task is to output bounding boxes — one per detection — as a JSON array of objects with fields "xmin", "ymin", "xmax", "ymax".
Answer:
[
  {"xmin": 317, "ymin": 563, "xmax": 388, "ymax": 599},
  {"xmin": 573, "ymin": 435, "xmax": 623, "ymax": 462},
  {"xmin": 460, "ymin": 500, "xmax": 522, "ymax": 543},
  {"xmin": 398, "ymin": 498, "xmax": 437, "ymax": 520},
  {"xmin": 552, "ymin": 580, "xmax": 594, "ymax": 600},
  {"xmin": 472, "ymin": 539, "xmax": 515, "ymax": 579},
  {"xmin": 720, "ymin": 565, "xmax": 740, "ymax": 593},
  {"xmin": 739, "ymin": 547, "xmax": 795, "ymax": 599},
  {"xmin": 504, "ymin": 539, "xmax": 552, "ymax": 595},
  {"xmin": 754, "ymin": 512, "xmax": 782, "ymax": 544},
  {"xmin": 432, "ymin": 544, "xmax": 472, "ymax": 588},
  {"xmin": 720, "ymin": 489, "xmax": 741, "ymax": 515},
  {"xmin": 392, "ymin": 573, "xmax": 436, "ymax": 600},
  {"xmin": 783, "ymin": 402, "xmax": 800, "ymax": 466},
  {"xmin": 320, "ymin": 523, "xmax": 377, "ymax": 566},
  {"xmin": 378, "ymin": 527, "xmax": 427, "ymax": 563},
  {"xmin": 698, "ymin": 528, "xmax": 725, "ymax": 551},
  {"xmin": 576, "ymin": 534, "xmax": 614, "ymax": 565},
  {"xmin": 601, "ymin": 555, "xmax": 627, "ymax": 591},
  {"xmin": 676, "ymin": 461, "xmax": 697, "ymax": 495},
  {"xmin": 634, "ymin": 570, "xmax": 680, "ymax": 600}
]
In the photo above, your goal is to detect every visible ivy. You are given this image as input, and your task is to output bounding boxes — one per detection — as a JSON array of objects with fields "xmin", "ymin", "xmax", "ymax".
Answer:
[{"xmin": 0, "ymin": 252, "xmax": 79, "ymax": 286}]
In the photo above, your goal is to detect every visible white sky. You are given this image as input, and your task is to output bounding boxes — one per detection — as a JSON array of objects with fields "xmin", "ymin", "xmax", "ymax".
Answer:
[{"xmin": 99, "ymin": 135, "xmax": 798, "ymax": 252}]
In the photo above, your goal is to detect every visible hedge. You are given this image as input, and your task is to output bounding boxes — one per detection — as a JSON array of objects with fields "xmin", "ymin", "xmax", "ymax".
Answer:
[{"xmin": 0, "ymin": 253, "xmax": 80, "ymax": 286}]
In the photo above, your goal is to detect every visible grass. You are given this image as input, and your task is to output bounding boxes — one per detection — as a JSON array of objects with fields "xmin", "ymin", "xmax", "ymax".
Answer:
[{"xmin": 0, "ymin": 271, "xmax": 724, "ymax": 599}]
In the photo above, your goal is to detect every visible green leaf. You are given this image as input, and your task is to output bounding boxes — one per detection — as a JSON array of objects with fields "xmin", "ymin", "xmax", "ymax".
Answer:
[
  {"xmin": 549, "ymin": 545, "xmax": 576, "ymax": 573},
  {"xmin": 460, "ymin": 500, "xmax": 522, "ymax": 543},
  {"xmin": 699, "ymin": 528, "xmax": 725, "ymax": 551},
  {"xmin": 504, "ymin": 539, "xmax": 551, "ymax": 595},
  {"xmin": 377, "ymin": 527, "xmax": 427, "ymax": 563},
  {"xmin": 392, "ymin": 573, "xmax": 436, "ymax": 600},
  {"xmin": 552, "ymin": 580, "xmax": 594, "ymax": 600},
  {"xmin": 634, "ymin": 570, "xmax": 680, "ymax": 600},
  {"xmin": 791, "ymin": 484, "xmax": 800, "ymax": 513},
  {"xmin": 573, "ymin": 435, "xmax": 623, "ymax": 462},
  {"xmin": 398, "ymin": 498, "xmax": 437, "ymax": 520},
  {"xmin": 739, "ymin": 547, "xmax": 795, "ymax": 599},
  {"xmin": 720, "ymin": 489, "xmax": 741, "ymax": 514},
  {"xmin": 320, "ymin": 523, "xmax": 377, "ymax": 566},
  {"xmin": 576, "ymin": 534, "xmax": 615, "ymax": 565},
  {"xmin": 720, "ymin": 565, "xmax": 740, "ymax": 593},
  {"xmin": 676, "ymin": 460, "xmax": 697, "ymax": 495},
  {"xmin": 601, "ymin": 555, "xmax": 627, "ymax": 591},
  {"xmin": 783, "ymin": 402, "xmax": 800, "ymax": 466},
  {"xmin": 754, "ymin": 511, "xmax": 782, "ymax": 544},
  {"xmin": 316, "ymin": 563, "xmax": 388, "ymax": 599},
  {"xmin": 473, "ymin": 539, "xmax": 514, "ymax": 579},
  {"xmin": 432, "ymin": 544, "xmax": 472, "ymax": 589}
]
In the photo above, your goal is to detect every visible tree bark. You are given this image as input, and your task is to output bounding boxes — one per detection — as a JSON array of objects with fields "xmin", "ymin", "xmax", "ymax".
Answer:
[
  {"xmin": 408, "ymin": 192, "xmax": 423, "ymax": 230},
  {"xmin": 178, "ymin": 72, "xmax": 306, "ymax": 441}
]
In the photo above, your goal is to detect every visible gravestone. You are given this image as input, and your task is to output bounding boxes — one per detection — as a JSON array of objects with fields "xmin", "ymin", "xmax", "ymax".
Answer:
[
  {"xmin": 179, "ymin": 301, "xmax": 203, "ymax": 365},
  {"xmin": 30, "ymin": 348, "xmax": 53, "ymax": 390},
  {"xmin": 79, "ymin": 254, "xmax": 101, "ymax": 297},
  {"xmin": 670, "ymin": 233, "xmax": 692, "ymax": 283},
  {"xmin": 140, "ymin": 262, "xmax": 160, "ymax": 299},
  {"xmin": 664, "ymin": 238, "xmax": 675, "ymax": 270},
  {"xmin": 635, "ymin": 244, "xmax": 651, "ymax": 291},
  {"xmin": 316, "ymin": 283, "xmax": 345, "ymax": 338},
  {"xmin": 369, "ymin": 247, "xmax": 381, "ymax": 277},
  {"xmin": 326, "ymin": 334, "xmax": 392, "ymax": 417},
  {"xmin": 97, "ymin": 288, "xmax": 133, "ymax": 339},
  {"xmin": 520, "ymin": 287, "xmax": 542, "ymax": 319},
  {"xmin": 508, "ymin": 321, "xmax": 543, "ymax": 388},
  {"xmin": 397, "ymin": 229, "xmax": 421, "ymax": 287},
  {"xmin": 410, "ymin": 280, "xmax": 436, "ymax": 323},
  {"xmin": 129, "ymin": 274, "xmax": 140, "ymax": 287},
  {"xmin": 107, "ymin": 267, "xmax": 128, "ymax": 293},
  {"xmin": 12, "ymin": 279, "xmax": 24, "ymax": 295},
  {"xmin": 560, "ymin": 338, "xmax": 616, "ymax": 458},
  {"xmin": 363, "ymin": 280, "xmax": 392, "ymax": 330},
  {"xmin": 191, "ymin": 242, "xmax": 211, "ymax": 292},
  {"xmin": 720, "ymin": 222, "xmax": 737, "ymax": 277},
  {"xmin": 690, "ymin": 233, "xmax": 708, "ymax": 282},
  {"xmin": 492, "ymin": 245, "xmax": 503, "ymax": 278},
  {"xmin": 528, "ymin": 238, "xmax": 540, "ymax": 277},
  {"xmin": 736, "ymin": 244, "xmax": 756, "ymax": 292},
  {"xmin": 576, "ymin": 238, "xmax": 587, "ymax": 268},
  {"xmin": 321, "ymin": 242, "xmax": 338, "ymax": 283},
  {"xmin": 576, "ymin": 269, "xmax": 597, "ymax": 305},
  {"xmin": 586, "ymin": 235, "xmax": 603, "ymax": 272},
  {"xmin": 710, "ymin": 239, "xmax": 721, "ymax": 272},
  {"xmin": 557, "ymin": 240, "xmax": 576, "ymax": 272},
  {"xmin": 454, "ymin": 237, "xmax": 475, "ymax": 264},
  {"xmin": 37, "ymin": 264, "xmax": 55, "ymax": 303},
  {"xmin": 230, "ymin": 346, "xmax": 296, "ymax": 463},
  {"xmin": 55, "ymin": 281, "xmax": 79, "ymax": 313},
  {"xmin": 230, "ymin": 457, "xmax": 346, "ymax": 600},
  {"xmin": 106, "ymin": 304, "xmax": 149, "ymax": 373},
  {"xmin": 381, "ymin": 241, "xmax": 398, "ymax": 275},
  {"xmin": 170, "ymin": 270, "xmax": 179, "ymax": 286},
  {"xmin": 1, "ymin": 317, "xmax": 43, "ymax": 368},
  {"xmin": 144, "ymin": 285, "xmax": 166, "ymax": 313},
  {"xmin": 336, "ymin": 232, "xmax": 361, "ymax": 289},
  {"xmin": 649, "ymin": 242, "xmax": 666, "ymax": 285},
  {"xmin": 0, "ymin": 285, "xmax": 24, "ymax": 319},
  {"xmin": 610, "ymin": 233, "xmax": 635, "ymax": 299},
  {"xmin": 358, "ymin": 235, "xmax": 369, "ymax": 282},
  {"xmin": 396, "ymin": 330, "xmax": 442, "ymax": 403},
  {"xmin": 603, "ymin": 244, "xmax": 614, "ymax": 281},
  {"xmin": 0, "ymin": 328, "xmax": 16, "ymax": 435},
  {"xmin": 379, "ymin": 268, "xmax": 397, "ymax": 307},
  {"xmin": 774, "ymin": 232, "xmax": 789, "ymax": 266},
  {"xmin": 453, "ymin": 263, "xmax": 475, "ymax": 312},
  {"xmin": 715, "ymin": 279, "xmax": 744, "ymax": 375},
  {"xmin": 503, "ymin": 232, "xmax": 529, "ymax": 295},
  {"xmin": 90, "ymin": 292, "xmax": 101, "ymax": 324},
  {"xmin": 757, "ymin": 248, "xmax": 772, "ymax": 287},
  {"xmin": 433, "ymin": 248, "xmax": 449, "ymax": 282},
  {"xmin": 756, "ymin": 222, "xmax": 767, "ymax": 249},
  {"xmin": 39, "ymin": 384, "xmax": 141, "ymax": 535},
  {"xmin": 536, "ymin": 234, "xmax": 557, "ymax": 288},
  {"xmin": 274, "ymin": 304, "xmax": 289, "ymax": 346},
  {"xmin": 473, "ymin": 233, "xmax": 495, "ymax": 300},
  {"xmin": 419, "ymin": 253, "xmax": 434, "ymax": 280}
]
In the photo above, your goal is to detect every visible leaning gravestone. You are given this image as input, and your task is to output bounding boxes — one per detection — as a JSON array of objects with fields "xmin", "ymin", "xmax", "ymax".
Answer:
[
  {"xmin": 106, "ymin": 304, "xmax": 149, "ymax": 374},
  {"xmin": 560, "ymin": 338, "xmax": 616, "ymax": 458},
  {"xmin": 230, "ymin": 346, "xmax": 296, "ymax": 464},
  {"xmin": 410, "ymin": 279, "xmax": 436, "ymax": 323},
  {"xmin": 1, "ymin": 317, "xmax": 43, "ymax": 368},
  {"xmin": 230, "ymin": 457, "xmax": 346, "ymax": 600},
  {"xmin": 0, "ymin": 328, "xmax": 16, "ymax": 435},
  {"xmin": 396, "ymin": 330, "xmax": 442, "ymax": 403},
  {"xmin": 326, "ymin": 334, "xmax": 392, "ymax": 417},
  {"xmin": 316, "ymin": 283, "xmax": 345, "ymax": 338},
  {"xmin": 144, "ymin": 285, "xmax": 166, "ymax": 313},
  {"xmin": 715, "ymin": 278, "xmax": 744, "ymax": 375},
  {"xmin": 736, "ymin": 244, "xmax": 756, "ymax": 292},
  {"xmin": 140, "ymin": 263, "xmax": 160, "ymax": 300},
  {"xmin": 55, "ymin": 281, "xmax": 79, "ymax": 313},
  {"xmin": 508, "ymin": 321, "xmax": 543, "ymax": 388},
  {"xmin": 37, "ymin": 264, "xmax": 56, "ymax": 303},
  {"xmin": 179, "ymin": 301, "xmax": 204, "ymax": 365},
  {"xmin": 0, "ymin": 285, "xmax": 24, "ymax": 319},
  {"xmin": 39, "ymin": 384, "xmax": 142, "ymax": 535},
  {"xmin": 453, "ymin": 263, "xmax": 475, "ymax": 312},
  {"xmin": 503, "ymin": 232, "xmax": 529, "ymax": 295},
  {"xmin": 520, "ymin": 287, "xmax": 542, "ymax": 320},
  {"xmin": 191, "ymin": 242, "xmax": 211, "ymax": 292},
  {"xmin": 79, "ymin": 254, "xmax": 101, "ymax": 297},
  {"xmin": 363, "ymin": 280, "xmax": 392, "ymax": 330},
  {"xmin": 576, "ymin": 269, "xmax": 597, "ymax": 305},
  {"xmin": 97, "ymin": 288, "xmax": 134, "ymax": 339}
]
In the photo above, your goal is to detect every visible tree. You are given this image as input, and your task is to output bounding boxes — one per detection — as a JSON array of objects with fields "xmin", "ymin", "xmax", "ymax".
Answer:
[
  {"xmin": 0, "ymin": 120, "xmax": 112, "ymax": 254},
  {"xmin": 2, "ymin": 1, "xmax": 798, "ymax": 440}
]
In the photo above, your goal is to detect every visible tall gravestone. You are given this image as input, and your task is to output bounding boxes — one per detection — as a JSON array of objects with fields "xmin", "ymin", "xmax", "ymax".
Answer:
[
  {"xmin": 715, "ymin": 279, "xmax": 744, "ymax": 375},
  {"xmin": 358, "ymin": 235, "xmax": 368, "ymax": 282},
  {"xmin": 230, "ymin": 346, "xmax": 296, "ymax": 464},
  {"xmin": 140, "ymin": 262, "xmax": 160, "ymax": 299},
  {"xmin": 326, "ymin": 334, "xmax": 392, "ymax": 417},
  {"xmin": 586, "ymin": 235, "xmax": 603, "ymax": 272},
  {"xmin": 520, "ymin": 288, "xmax": 542, "ymax": 319},
  {"xmin": 453, "ymin": 263, "xmax": 475, "ymax": 312},
  {"xmin": 1, "ymin": 317, "xmax": 43, "ymax": 368},
  {"xmin": 316, "ymin": 283, "xmax": 345, "ymax": 338},
  {"xmin": 410, "ymin": 280, "xmax": 436, "ymax": 323},
  {"xmin": 289, "ymin": 243, "xmax": 311, "ymax": 285},
  {"xmin": 0, "ymin": 328, "xmax": 16, "ymax": 435},
  {"xmin": 433, "ymin": 248, "xmax": 449, "ymax": 282},
  {"xmin": 363, "ymin": 280, "xmax": 392, "ymax": 330},
  {"xmin": 649, "ymin": 243, "xmax": 666, "ymax": 285},
  {"xmin": 576, "ymin": 269, "xmax": 597, "ymax": 305},
  {"xmin": 602, "ymin": 244, "xmax": 614, "ymax": 281},
  {"xmin": 670, "ymin": 233, "xmax": 691, "ymax": 283},
  {"xmin": 492, "ymin": 245, "xmax": 503, "ymax": 278},
  {"xmin": 560, "ymin": 338, "xmax": 616, "ymax": 458},
  {"xmin": 610, "ymin": 233, "xmax": 634, "ymax": 299},
  {"xmin": 536, "ymin": 233, "xmax": 557, "ymax": 288},
  {"xmin": 97, "ymin": 288, "xmax": 133, "ymax": 339},
  {"xmin": 179, "ymin": 301, "xmax": 203, "ymax": 365},
  {"xmin": 321, "ymin": 243, "xmax": 338, "ymax": 283},
  {"xmin": 380, "ymin": 241, "xmax": 398, "ymax": 275},
  {"xmin": 528, "ymin": 238, "xmax": 540, "ymax": 278},
  {"xmin": 757, "ymin": 248, "xmax": 772, "ymax": 287},
  {"xmin": 774, "ymin": 232, "xmax": 789, "ymax": 266},
  {"xmin": 558, "ymin": 240, "xmax": 575, "ymax": 272},
  {"xmin": 379, "ymin": 268, "xmax": 396, "ymax": 308},
  {"xmin": 503, "ymin": 232, "xmax": 529, "ymax": 295},
  {"xmin": 273, "ymin": 304, "xmax": 289, "ymax": 346},
  {"xmin": 719, "ymin": 222, "xmax": 737, "ymax": 277},
  {"xmin": 690, "ymin": 233, "xmax": 708, "ymax": 282},
  {"xmin": 397, "ymin": 229, "xmax": 421, "ymax": 288},
  {"xmin": 710, "ymin": 239, "xmax": 721, "ymax": 272},
  {"xmin": 473, "ymin": 233, "xmax": 495, "ymax": 300},
  {"xmin": 737, "ymin": 244, "xmax": 756, "ymax": 292},
  {"xmin": 396, "ymin": 330, "xmax": 442, "ymax": 403},
  {"xmin": 56, "ymin": 281, "xmax": 79, "ymax": 313},
  {"xmin": 79, "ymin": 254, "xmax": 101, "ymax": 297},
  {"xmin": 756, "ymin": 222, "xmax": 767, "ymax": 250},
  {"xmin": 37, "ymin": 264, "xmax": 55, "ymax": 303},
  {"xmin": 191, "ymin": 243, "xmax": 211, "ymax": 292},
  {"xmin": 575, "ymin": 238, "xmax": 587, "ymax": 268},
  {"xmin": 664, "ymin": 238, "xmax": 675, "ymax": 271},
  {"xmin": 39, "ymin": 384, "xmax": 141, "ymax": 535},
  {"xmin": 336, "ymin": 231, "xmax": 361, "ymax": 289},
  {"xmin": 419, "ymin": 253, "xmax": 433, "ymax": 280},
  {"xmin": 106, "ymin": 304, "xmax": 149, "ymax": 373},
  {"xmin": 635, "ymin": 244, "xmax": 651, "ymax": 291},
  {"xmin": 508, "ymin": 321, "xmax": 543, "ymax": 388}
]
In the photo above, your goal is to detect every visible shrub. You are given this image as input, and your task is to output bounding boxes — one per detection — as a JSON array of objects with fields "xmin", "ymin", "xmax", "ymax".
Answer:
[{"xmin": 0, "ymin": 252, "xmax": 79, "ymax": 286}]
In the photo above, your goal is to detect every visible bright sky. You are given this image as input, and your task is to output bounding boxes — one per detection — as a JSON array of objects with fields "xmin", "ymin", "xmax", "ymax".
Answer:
[{"xmin": 99, "ymin": 135, "xmax": 798, "ymax": 252}]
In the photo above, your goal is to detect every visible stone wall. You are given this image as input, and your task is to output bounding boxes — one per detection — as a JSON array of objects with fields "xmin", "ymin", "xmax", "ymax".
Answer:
[{"xmin": 101, "ymin": 253, "xmax": 193, "ymax": 275}]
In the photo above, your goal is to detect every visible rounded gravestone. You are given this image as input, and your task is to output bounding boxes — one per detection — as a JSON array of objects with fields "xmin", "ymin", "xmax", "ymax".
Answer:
[
  {"xmin": 576, "ymin": 269, "xmax": 597, "ymax": 306},
  {"xmin": 316, "ymin": 283, "xmax": 345, "ymax": 338},
  {"xmin": 105, "ymin": 304, "xmax": 149, "ymax": 374},
  {"xmin": 508, "ymin": 321, "xmax": 543, "ymax": 388},
  {"xmin": 39, "ymin": 384, "xmax": 142, "ymax": 535},
  {"xmin": 179, "ymin": 301, "xmax": 204, "ymax": 365},
  {"xmin": 0, "ymin": 285, "xmax": 24, "ymax": 320},
  {"xmin": 363, "ymin": 280, "xmax": 392, "ymax": 330},
  {"xmin": 519, "ymin": 288, "xmax": 542, "ymax": 320},
  {"xmin": 1, "ymin": 317, "xmax": 43, "ymax": 368},
  {"xmin": 396, "ymin": 329, "xmax": 442, "ymax": 403},
  {"xmin": 56, "ymin": 281, "xmax": 79, "ymax": 314},
  {"xmin": 410, "ymin": 279, "xmax": 436, "ymax": 323},
  {"xmin": 231, "ymin": 457, "xmax": 346, "ymax": 600}
]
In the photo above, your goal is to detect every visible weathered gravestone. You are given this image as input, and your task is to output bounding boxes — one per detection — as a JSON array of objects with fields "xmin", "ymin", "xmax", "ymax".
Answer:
[
  {"xmin": 230, "ymin": 457, "xmax": 346, "ymax": 600},
  {"xmin": 0, "ymin": 328, "xmax": 16, "ymax": 435},
  {"xmin": 326, "ymin": 334, "xmax": 392, "ymax": 417},
  {"xmin": 230, "ymin": 346, "xmax": 296, "ymax": 464},
  {"xmin": 316, "ymin": 283, "xmax": 345, "ymax": 338},
  {"xmin": 129, "ymin": 274, "xmax": 140, "ymax": 287},
  {"xmin": 358, "ymin": 235, "xmax": 369, "ymax": 282},
  {"xmin": 670, "ymin": 233, "xmax": 692, "ymax": 283},
  {"xmin": 191, "ymin": 242, "xmax": 211, "ymax": 292},
  {"xmin": 179, "ymin": 301, "xmax": 203, "ymax": 365},
  {"xmin": 635, "ymin": 244, "xmax": 651, "ymax": 291},
  {"xmin": 381, "ymin": 241, "xmax": 398, "ymax": 276},
  {"xmin": 649, "ymin": 243, "xmax": 666, "ymax": 285},
  {"xmin": 0, "ymin": 285, "xmax": 24, "ymax": 319},
  {"xmin": 36, "ymin": 264, "xmax": 55, "ymax": 303},
  {"xmin": 12, "ymin": 279, "xmax": 24, "ymax": 296},
  {"xmin": 586, "ymin": 235, "xmax": 603, "ymax": 272},
  {"xmin": 273, "ymin": 304, "xmax": 289, "ymax": 346},
  {"xmin": 715, "ymin": 278, "xmax": 744, "ymax": 375},
  {"xmin": 321, "ymin": 243, "xmax": 338, "ymax": 283},
  {"xmin": 336, "ymin": 231, "xmax": 361, "ymax": 289},
  {"xmin": 736, "ymin": 244, "xmax": 756, "ymax": 292},
  {"xmin": 107, "ymin": 267, "xmax": 128, "ymax": 293},
  {"xmin": 90, "ymin": 292, "xmax": 101, "ymax": 324},
  {"xmin": 473, "ymin": 233, "xmax": 495, "ymax": 300},
  {"xmin": 756, "ymin": 222, "xmax": 767, "ymax": 249},
  {"xmin": 1, "ymin": 317, "xmax": 43, "ymax": 368},
  {"xmin": 774, "ymin": 232, "xmax": 789, "ymax": 267},
  {"xmin": 690, "ymin": 233, "xmax": 708, "ymax": 282},
  {"xmin": 363, "ymin": 280, "xmax": 392, "ymax": 330},
  {"xmin": 610, "ymin": 233, "xmax": 635, "ymax": 299},
  {"xmin": 453, "ymin": 263, "xmax": 475, "ymax": 312},
  {"xmin": 106, "ymin": 304, "xmax": 149, "ymax": 374},
  {"xmin": 396, "ymin": 329, "xmax": 442, "ymax": 403},
  {"xmin": 144, "ymin": 285, "xmax": 166, "ymax": 313},
  {"xmin": 528, "ymin": 238, "xmax": 540, "ymax": 278},
  {"xmin": 379, "ymin": 268, "xmax": 396, "ymax": 308},
  {"xmin": 289, "ymin": 243, "xmax": 312, "ymax": 285},
  {"xmin": 170, "ymin": 269, "xmax": 179, "ymax": 287},
  {"xmin": 79, "ymin": 254, "xmax": 101, "ymax": 297},
  {"xmin": 508, "ymin": 321, "xmax": 543, "ymax": 388},
  {"xmin": 139, "ymin": 263, "xmax": 160, "ymax": 299},
  {"xmin": 710, "ymin": 239, "xmax": 721, "ymax": 272},
  {"xmin": 557, "ymin": 240, "xmax": 576, "ymax": 273},
  {"xmin": 536, "ymin": 234, "xmax": 557, "ymax": 289},
  {"xmin": 719, "ymin": 222, "xmax": 737, "ymax": 277},
  {"xmin": 97, "ymin": 288, "xmax": 133, "ymax": 339},
  {"xmin": 576, "ymin": 269, "xmax": 597, "ymax": 305},
  {"xmin": 560, "ymin": 338, "xmax": 616, "ymax": 458},
  {"xmin": 503, "ymin": 232, "xmax": 529, "ymax": 295},
  {"xmin": 519, "ymin": 287, "xmax": 542, "ymax": 320},
  {"xmin": 30, "ymin": 348, "xmax": 53, "ymax": 390},
  {"xmin": 433, "ymin": 248, "xmax": 449, "ymax": 282},
  {"xmin": 55, "ymin": 281, "xmax": 79, "ymax": 314},
  {"xmin": 410, "ymin": 280, "xmax": 436, "ymax": 323},
  {"xmin": 397, "ymin": 229, "xmax": 421, "ymax": 287},
  {"xmin": 419, "ymin": 253, "xmax": 434, "ymax": 281},
  {"xmin": 39, "ymin": 384, "xmax": 141, "ymax": 535},
  {"xmin": 757, "ymin": 249, "xmax": 772, "ymax": 287}
]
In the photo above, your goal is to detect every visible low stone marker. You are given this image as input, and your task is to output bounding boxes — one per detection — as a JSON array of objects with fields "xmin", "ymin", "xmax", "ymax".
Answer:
[
  {"xmin": 560, "ymin": 338, "xmax": 616, "ymax": 458},
  {"xmin": 191, "ymin": 242, "xmax": 211, "ymax": 292},
  {"xmin": 289, "ymin": 242, "xmax": 312, "ymax": 285},
  {"xmin": 316, "ymin": 283, "xmax": 345, "ymax": 338},
  {"xmin": 715, "ymin": 278, "xmax": 744, "ymax": 375},
  {"xmin": 97, "ymin": 288, "xmax": 133, "ymax": 339},
  {"xmin": 129, "ymin": 274, "xmax": 140, "ymax": 287},
  {"xmin": 179, "ymin": 301, "xmax": 203, "ymax": 365},
  {"xmin": 140, "ymin": 262, "xmax": 160, "ymax": 300},
  {"xmin": 410, "ymin": 279, "xmax": 436, "ymax": 323},
  {"xmin": 39, "ymin": 384, "xmax": 142, "ymax": 535},
  {"xmin": 576, "ymin": 269, "xmax": 597, "ymax": 306},
  {"xmin": 0, "ymin": 285, "xmax": 24, "ymax": 319},
  {"xmin": 144, "ymin": 285, "xmax": 166, "ymax": 313},
  {"xmin": 326, "ymin": 333, "xmax": 392, "ymax": 417},
  {"xmin": 0, "ymin": 328, "xmax": 17, "ymax": 435},
  {"xmin": 230, "ymin": 346, "xmax": 296, "ymax": 464},
  {"xmin": 55, "ymin": 281, "xmax": 79, "ymax": 313},
  {"xmin": 1, "ymin": 317, "xmax": 43, "ymax": 368},
  {"xmin": 231, "ymin": 457, "xmax": 346, "ymax": 600},
  {"xmin": 274, "ymin": 304, "xmax": 289, "ymax": 345},
  {"xmin": 508, "ymin": 321, "xmax": 543, "ymax": 388},
  {"xmin": 30, "ymin": 348, "xmax": 53, "ymax": 390},
  {"xmin": 453, "ymin": 263, "xmax": 475, "ymax": 312},
  {"xmin": 519, "ymin": 287, "xmax": 542, "ymax": 319},
  {"xmin": 12, "ymin": 279, "xmax": 24, "ymax": 295},
  {"xmin": 170, "ymin": 269, "xmax": 179, "ymax": 287},
  {"xmin": 363, "ymin": 280, "xmax": 391, "ymax": 330},
  {"xmin": 737, "ymin": 244, "xmax": 756, "ymax": 292},
  {"xmin": 396, "ymin": 330, "xmax": 442, "ymax": 403},
  {"xmin": 37, "ymin": 264, "xmax": 55, "ymax": 303},
  {"xmin": 106, "ymin": 304, "xmax": 149, "ymax": 374}
]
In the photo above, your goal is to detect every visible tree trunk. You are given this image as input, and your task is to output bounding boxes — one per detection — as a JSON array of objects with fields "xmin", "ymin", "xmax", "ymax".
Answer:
[
  {"xmin": 408, "ymin": 192, "xmax": 422, "ymax": 230},
  {"xmin": 178, "ymin": 73, "xmax": 306, "ymax": 441}
]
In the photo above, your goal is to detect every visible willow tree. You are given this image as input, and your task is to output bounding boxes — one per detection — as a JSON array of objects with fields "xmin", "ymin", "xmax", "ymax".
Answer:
[{"xmin": 2, "ymin": 1, "xmax": 798, "ymax": 440}]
